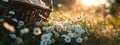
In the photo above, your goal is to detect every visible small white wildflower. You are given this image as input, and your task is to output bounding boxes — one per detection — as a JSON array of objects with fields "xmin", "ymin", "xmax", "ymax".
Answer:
[
  {"xmin": 51, "ymin": 38, "xmax": 55, "ymax": 44},
  {"xmin": 65, "ymin": 20, "xmax": 71, "ymax": 26},
  {"xmin": 35, "ymin": 21, "xmax": 40, "ymax": 26},
  {"xmin": 33, "ymin": 27, "xmax": 41, "ymax": 35},
  {"xmin": 41, "ymin": 35, "xmax": 50, "ymax": 42},
  {"xmin": 62, "ymin": 34, "xmax": 71, "ymax": 43},
  {"xmin": 0, "ymin": 18, "xmax": 4, "ymax": 22},
  {"xmin": 9, "ymin": 10, "xmax": 15, "ymax": 15},
  {"xmin": 56, "ymin": 24, "xmax": 64, "ymax": 32},
  {"xmin": 48, "ymin": 40, "xmax": 52, "ymax": 44},
  {"xmin": 16, "ymin": 37, "xmax": 23, "ymax": 44},
  {"xmin": 7, "ymin": 15, "xmax": 12, "ymax": 18},
  {"xmin": 41, "ymin": 22, "xmax": 47, "ymax": 26},
  {"xmin": 84, "ymin": 36, "xmax": 88, "ymax": 41},
  {"xmin": 48, "ymin": 33, "xmax": 52, "ymax": 36},
  {"xmin": 18, "ymin": 21, "xmax": 24, "ymax": 26},
  {"xmin": 40, "ymin": 40, "xmax": 47, "ymax": 45},
  {"xmin": 64, "ymin": 36, "xmax": 71, "ymax": 43},
  {"xmin": 76, "ymin": 38, "xmax": 83, "ymax": 43},
  {"xmin": 12, "ymin": 18, "xmax": 18, "ymax": 22},
  {"xmin": 20, "ymin": 28, "xmax": 29, "ymax": 34},
  {"xmin": 9, "ymin": 34, "xmax": 17, "ymax": 39},
  {"xmin": 41, "ymin": 33, "xmax": 52, "ymax": 41},
  {"xmin": 48, "ymin": 26, "xmax": 54, "ymax": 31},
  {"xmin": 52, "ymin": 30, "xmax": 60, "ymax": 37},
  {"xmin": 62, "ymin": 34, "xmax": 68, "ymax": 37},
  {"xmin": 42, "ymin": 27, "xmax": 47, "ymax": 31},
  {"xmin": 2, "ymin": 0, "xmax": 9, "ymax": 2},
  {"xmin": 49, "ymin": 21, "xmax": 54, "ymax": 25},
  {"xmin": 67, "ymin": 32, "xmax": 76, "ymax": 38}
]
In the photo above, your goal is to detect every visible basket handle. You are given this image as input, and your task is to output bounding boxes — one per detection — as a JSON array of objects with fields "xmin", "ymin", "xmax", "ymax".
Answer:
[{"xmin": 49, "ymin": 0, "xmax": 53, "ymax": 9}]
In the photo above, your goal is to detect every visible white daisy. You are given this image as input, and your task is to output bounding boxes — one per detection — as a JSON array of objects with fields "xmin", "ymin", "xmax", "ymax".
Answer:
[
  {"xmin": 76, "ymin": 38, "xmax": 83, "ymax": 43},
  {"xmin": 42, "ymin": 27, "xmax": 48, "ymax": 31},
  {"xmin": 52, "ymin": 30, "xmax": 60, "ymax": 37},
  {"xmin": 48, "ymin": 21, "xmax": 54, "ymax": 26},
  {"xmin": 9, "ymin": 34, "xmax": 17, "ymax": 39},
  {"xmin": 20, "ymin": 28, "xmax": 29, "ymax": 34},
  {"xmin": 35, "ymin": 21, "xmax": 40, "ymax": 26},
  {"xmin": 12, "ymin": 18, "xmax": 18, "ymax": 22},
  {"xmin": 40, "ymin": 40, "xmax": 47, "ymax": 45},
  {"xmin": 61, "ymin": 34, "xmax": 68, "ymax": 38},
  {"xmin": 0, "ymin": 18, "xmax": 4, "ymax": 22},
  {"xmin": 33, "ymin": 27, "xmax": 41, "ymax": 35},
  {"xmin": 16, "ymin": 37, "xmax": 23, "ymax": 44},
  {"xmin": 67, "ymin": 32, "xmax": 77, "ymax": 38},
  {"xmin": 48, "ymin": 40, "xmax": 52, "ymax": 44},
  {"xmin": 41, "ymin": 33, "xmax": 52, "ymax": 41},
  {"xmin": 9, "ymin": 10, "xmax": 15, "ymax": 15},
  {"xmin": 64, "ymin": 36, "xmax": 71, "ymax": 43},
  {"xmin": 84, "ymin": 36, "xmax": 88, "ymax": 41},
  {"xmin": 41, "ymin": 22, "xmax": 47, "ymax": 26},
  {"xmin": 7, "ymin": 15, "xmax": 12, "ymax": 18},
  {"xmin": 51, "ymin": 38, "xmax": 55, "ymax": 44},
  {"xmin": 56, "ymin": 24, "xmax": 64, "ymax": 32},
  {"xmin": 62, "ymin": 34, "xmax": 71, "ymax": 43},
  {"xmin": 18, "ymin": 21, "xmax": 24, "ymax": 26}
]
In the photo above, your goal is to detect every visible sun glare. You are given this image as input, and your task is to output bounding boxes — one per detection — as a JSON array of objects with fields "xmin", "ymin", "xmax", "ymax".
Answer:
[
  {"xmin": 81, "ymin": 0, "xmax": 99, "ymax": 6},
  {"xmin": 80, "ymin": 0, "xmax": 107, "ymax": 6}
]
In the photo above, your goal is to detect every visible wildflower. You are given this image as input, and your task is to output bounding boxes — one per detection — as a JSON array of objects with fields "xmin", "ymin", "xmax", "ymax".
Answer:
[
  {"xmin": 62, "ymin": 34, "xmax": 71, "ymax": 43},
  {"xmin": 84, "ymin": 36, "xmax": 88, "ymax": 41},
  {"xmin": 40, "ymin": 33, "xmax": 53, "ymax": 45},
  {"xmin": 18, "ymin": 21, "xmax": 24, "ymax": 26},
  {"xmin": 33, "ymin": 27, "xmax": 41, "ymax": 35},
  {"xmin": 0, "ymin": 18, "xmax": 4, "ymax": 22},
  {"xmin": 51, "ymin": 38, "xmax": 55, "ymax": 44},
  {"xmin": 41, "ymin": 33, "xmax": 52, "ymax": 41},
  {"xmin": 16, "ymin": 37, "xmax": 23, "ymax": 44},
  {"xmin": 9, "ymin": 34, "xmax": 17, "ymax": 39},
  {"xmin": 41, "ymin": 22, "xmax": 47, "ymax": 26},
  {"xmin": 52, "ymin": 30, "xmax": 60, "ymax": 37},
  {"xmin": 40, "ymin": 40, "xmax": 47, "ymax": 45},
  {"xmin": 56, "ymin": 24, "xmax": 64, "ymax": 32},
  {"xmin": 12, "ymin": 18, "xmax": 18, "ymax": 22},
  {"xmin": 3, "ymin": 22, "xmax": 15, "ymax": 33},
  {"xmin": 7, "ymin": 15, "xmax": 12, "ymax": 18},
  {"xmin": 20, "ymin": 28, "xmax": 29, "ymax": 34},
  {"xmin": 48, "ymin": 26, "xmax": 54, "ymax": 31},
  {"xmin": 35, "ymin": 21, "xmax": 40, "ymax": 26},
  {"xmin": 65, "ymin": 20, "xmax": 72, "ymax": 26},
  {"xmin": 9, "ymin": 10, "xmax": 15, "ymax": 15},
  {"xmin": 48, "ymin": 40, "xmax": 52, "ymax": 44},
  {"xmin": 62, "ymin": 34, "xmax": 68, "ymax": 37},
  {"xmin": 67, "ymin": 32, "xmax": 76, "ymax": 38},
  {"xmin": 64, "ymin": 36, "xmax": 71, "ymax": 43},
  {"xmin": 2, "ymin": 0, "xmax": 9, "ymax": 2},
  {"xmin": 76, "ymin": 38, "xmax": 83, "ymax": 43},
  {"xmin": 48, "ymin": 21, "xmax": 54, "ymax": 26},
  {"xmin": 42, "ymin": 27, "xmax": 48, "ymax": 31}
]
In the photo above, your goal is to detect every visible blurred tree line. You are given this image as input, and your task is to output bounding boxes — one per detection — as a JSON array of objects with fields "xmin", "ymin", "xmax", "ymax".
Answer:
[{"xmin": 43, "ymin": 0, "xmax": 76, "ymax": 10}]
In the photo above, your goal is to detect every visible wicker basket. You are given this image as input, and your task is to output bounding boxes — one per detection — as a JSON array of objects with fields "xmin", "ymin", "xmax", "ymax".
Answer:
[{"xmin": 0, "ymin": 0, "xmax": 52, "ymax": 27}]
